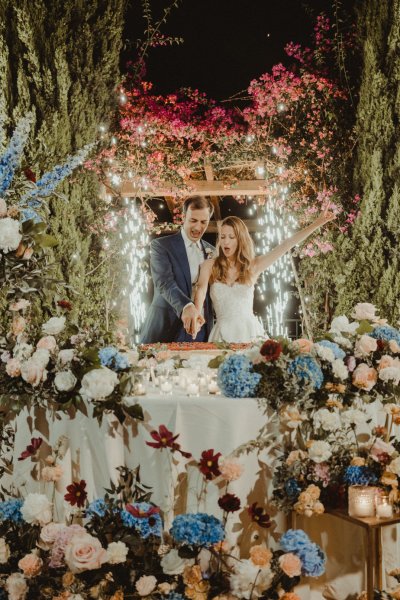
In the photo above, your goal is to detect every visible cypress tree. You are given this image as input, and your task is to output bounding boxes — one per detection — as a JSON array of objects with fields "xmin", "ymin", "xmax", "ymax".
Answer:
[{"xmin": 0, "ymin": 0, "xmax": 127, "ymax": 328}]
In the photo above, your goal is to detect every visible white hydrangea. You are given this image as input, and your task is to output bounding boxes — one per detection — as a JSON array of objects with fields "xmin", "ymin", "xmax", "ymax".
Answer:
[
  {"xmin": 308, "ymin": 440, "xmax": 332, "ymax": 463},
  {"xmin": 379, "ymin": 367, "xmax": 400, "ymax": 385},
  {"xmin": 0, "ymin": 217, "xmax": 22, "ymax": 252},
  {"xmin": 42, "ymin": 316, "xmax": 66, "ymax": 336},
  {"xmin": 80, "ymin": 367, "xmax": 118, "ymax": 400},
  {"xmin": 313, "ymin": 408, "xmax": 341, "ymax": 432},
  {"xmin": 21, "ymin": 493, "xmax": 52, "ymax": 525},
  {"xmin": 230, "ymin": 559, "xmax": 274, "ymax": 599},
  {"xmin": 332, "ymin": 358, "xmax": 349, "ymax": 380},
  {"xmin": 352, "ymin": 302, "xmax": 378, "ymax": 321},
  {"xmin": 314, "ymin": 344, "xmax": 335, "ymax": 363},
  {"xmin": 341, "ymin": 408, "xmax": 368, "ymax": 428},
  {"xmin": 54, "ymin": 370, "xmax": 77, "ymax": 392},
  {"xmin": 58, "ymin": 349, "xmax": 75, "ymax": 365}
]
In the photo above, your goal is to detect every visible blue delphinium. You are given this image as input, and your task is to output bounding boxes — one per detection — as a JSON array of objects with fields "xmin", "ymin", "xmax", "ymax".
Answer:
[
  {"xmin": 298, "ymin": 542, "xmax": 326, "ymax": 577},
  {"xmin": 280, "ymin": 529, "xmax": 311, "ymax": 553},
  {"xmin": 0, "ymin": 498, "xmax": 24, "ymax": 523},
  {"xmin": 285, "ymin": 478, "xmax": 301, "ymax": 498},
  {"xmin": 0, "ymin": 114, "xmax": 33, "ymax": 194},
  {"xmin": 317, "ymin": 340, "xmax": 346, "ymax": 360},
  {"xmin": 288, "ymin": 355, "xmax": 324, "ymax": 389},
  {"xmin": 120, "ymin": 502, "xmax": 163, "ymax": 538},
  {"xmin": 170, "ymin": 513, "xmax": 225, "ymax": 547},
  {"xmin": 344, "ymin": 466, "xmax": 378, "ymax": 486},
  {"xmin": 85, "ymin": 498, "xmax": 108, "ymax": 518},
  {"xmin": 369, "ymin": 325, "xmax": 400, "ymax": 345},
  {"xmin": 99, "ymin": 346, "xmax": 130, "ymax": 371},
  {"xmin": 20, "ymin": 143, "xmax": 94, "ymax": 202},
  {"xmin": 217, "ymin": 354, "xmax": 261, "ymax": 398}
]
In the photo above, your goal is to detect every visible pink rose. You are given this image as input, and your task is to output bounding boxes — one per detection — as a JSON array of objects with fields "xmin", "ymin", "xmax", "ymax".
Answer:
[
  {"xmin": 6, "ymin": 358, "xmax": 21, "ymax": 377},
  {"xmin": 136, "ymin": 575, "xmax": 157, "ymax": 596},
  {"xmin": 354, "ymin": 334, "xmax": 378, "ymax": 357},
  {"xmin": 40, "ymin": 523, "xmax": 66, "ymax": 547},
  {"xmin": 64, "ymin": 533, "xmax": 107, "ymax": 574},
  {"xmin": 279, "ymin": 553, "xmax": 302, "ymax": 577},
  {"xmin": 20, "ymin": 360, "xmax": 47, "ymax": 387},
  {"xmin": 352, "ymin": 363, "xmax": 377, "ymax": 391},
  {"xmin": 5, "ymin": 572, "xmax": 28, "ymax": 600},
  {"xmin": 37, "ymin": 336, "xmax": 57, "ymax": 351},
  {"xmin": 18, "ymin": 553, "xmax": 43, "ymax": 577}
]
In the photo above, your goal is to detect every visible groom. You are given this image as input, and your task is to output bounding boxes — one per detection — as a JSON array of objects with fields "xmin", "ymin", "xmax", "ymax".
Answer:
[{"xmin": 140, "ymin": 196, "xmax": 215, "ymax": 343}]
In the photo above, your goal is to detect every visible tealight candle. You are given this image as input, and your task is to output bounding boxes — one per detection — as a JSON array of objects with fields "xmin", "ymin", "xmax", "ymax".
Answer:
[
  {"xmin": 348, "ymin": 485, "xmax": 377, "ymax": 518},
  {"xmin": 208, "ymin": 381, "xmax": 220, "ymax": 394},
  {"xmin": 134, "ymin": 383, "xmax": 146, "ymax": 396},
  {"xmin": 187, "ymin": 382, "xmax": 199, "ymax": 396},
  {"xmin": 160, "ymin": 381, "xmax": 172, "ymax": 394},
  {"xmin": 376, "ymin": 494, "xmax": 393, "ymax": 519}
]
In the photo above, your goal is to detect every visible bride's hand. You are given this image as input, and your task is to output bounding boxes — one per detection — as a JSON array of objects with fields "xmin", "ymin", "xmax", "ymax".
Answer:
[{"xmin": 191, "ymin": 315, "xmax": 205, "ymax": 340}]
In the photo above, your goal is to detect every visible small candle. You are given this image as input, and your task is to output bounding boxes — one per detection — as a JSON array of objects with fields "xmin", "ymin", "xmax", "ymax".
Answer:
[
  {"xmin": 187, "ymin": 382, "xmax": 199, "ymax": 396},
  {"xmin": 134, "ymin": 383, "xmax": 146, "ymax": 396},
  {"xmin": 376, "ymin": 503, "xmax": 393, "ymax": 518},
  {"xmin": 348, "ymin": 485, "xmax": 377, "ymax": 517},
  {"xmin": 208, "ymin": 381, "xmax": 219, "ymax": 394},
  {"xmin": 160, "ymin": 381, "xmax": 172, "ymax": 394}
]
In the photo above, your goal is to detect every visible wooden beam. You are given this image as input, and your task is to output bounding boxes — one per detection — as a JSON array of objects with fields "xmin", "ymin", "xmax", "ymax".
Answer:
[
  {"xmin": 204, "ymin": 160, "xmax": 221, "ymax": 220},
  {"xmin": 164, "ymin": 196, "xmax": 176, "ymax": 219},
  {"xmin": 113, "ymin": 179, "xmax": 270, "ymax": 198}
]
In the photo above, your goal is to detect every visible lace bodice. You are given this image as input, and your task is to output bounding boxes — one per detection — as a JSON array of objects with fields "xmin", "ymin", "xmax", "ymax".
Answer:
[{"xmin": 208, "ymin": 281, "xmax": 264, "ymax": 343}]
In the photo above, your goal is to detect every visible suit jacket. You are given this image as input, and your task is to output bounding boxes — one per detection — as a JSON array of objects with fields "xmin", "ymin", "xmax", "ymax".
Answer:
[{"xmin": 140, "ymin": 231, "xmax": 215, "ymax": 343}]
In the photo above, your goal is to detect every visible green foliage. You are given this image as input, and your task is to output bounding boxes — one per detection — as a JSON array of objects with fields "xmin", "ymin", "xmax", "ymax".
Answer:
[{"xmin": 0, "ymin": 0, "xmax": 127, "ymax": 329}]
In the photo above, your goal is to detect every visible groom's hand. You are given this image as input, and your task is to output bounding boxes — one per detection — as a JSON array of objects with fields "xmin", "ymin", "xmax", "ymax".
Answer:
[{"xmin": 182, "ymin": 304, "xmax": 205, "ymax": 338}]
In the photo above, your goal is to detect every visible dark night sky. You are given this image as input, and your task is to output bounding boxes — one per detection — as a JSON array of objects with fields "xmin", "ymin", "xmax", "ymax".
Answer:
[{"xmin": 124, "ymin": 0, "xmax": 334, "ymax": 99}]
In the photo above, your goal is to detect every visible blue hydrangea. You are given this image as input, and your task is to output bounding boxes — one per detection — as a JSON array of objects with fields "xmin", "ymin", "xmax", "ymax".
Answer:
[
  {"xmin": 0, "ymin": 114, "xmax": 33, "ymax": 194},
  {"xmin": 0, "ymin": 498, "xmax": 24, "ymax": 523},
  {"xmin": 20, "ymin": 208, "xmax": 43, "ymax": 224},
  {"xmin": 217, "ymin": 354, "xmax": 261, "ymax": 398},
  {"xmin": 298, "ymin": 542, "xmax": 326, "ymax": 577},
  {"xmin": 170, "ymin": 513, "xmax": 225, "ymax": 547},
  {"xmin": 120, "ymin": 503, "xmax": 163, "ymax": 538},
  {"xmin": 167, "ymin": 595, "xmax": 185, "ymax": 600},
  {"xmin": 285, "ymin": 478, "xmax": 301, "ymax": 498},
  {"xmin": 99, "ymin": 346, "xmax": 130, "ymax": 371},
  {"xmin": 288, "ymin": 355, "xmax": 324, "ymax": 389},
  {"xmin": 280, "ymin": 529, "xmax": 311, "ymax": 554},
  {"xmin": 85, "ymin": 498, "xmax": 108, "ymax": 518},
  {"xmin": 369, "ymin": 325, "xmax": 400, "ymax": 345},
  {"xmin": 317, "ymin": 340, "xmax": 346, "ymax": 360},
  {"xmin": 344, "ymin": 466, "xmax": 378, "ymax": 486}
]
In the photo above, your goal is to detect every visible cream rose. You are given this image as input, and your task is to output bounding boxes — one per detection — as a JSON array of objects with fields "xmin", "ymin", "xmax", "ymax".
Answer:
[
  {"xmin": 37, "ymin": 335, "xmax": 57, "ymax": 351},
  {"xmin": 308, "ymin": 440, "xmax": 332, "ymax": 463},
  {"xmin": 352, "ymin": 302, "xmax": 378, "ymax": 321},
  {"xmin": 5, "ymin": 572, "xmax": 28, "ymax": 600},
  {"xmin": 42, "ymin": 316, "xmax": 66, "ymax": 335},
  {"xmin": 161, "ymin": 549, "xmax": 195, "ymax": 575},
  {"xmin": 6, "ymin": 358, "xmax": 21, "ymax": 377},
  {"xmin": 10, "ymin": 299, "xmax": 30, "ymax": 312},
  {"xmin": 332, "ymin": 358, "xmax": 349, "ymax": 380},
  {"xmin": 135, "ymin": 575, "xmax": 158, "ymax": 596},
  {"xmin": 41, "ymin": 465, "xmax": 64, "ymax": 482},
  {"xmin": 21, "ymin": 493, "xmax": 52, "ymax": 525},
  {"xmin": 64, "ymin": 532, "xmax": 107, "ymax": 573},
  {"xmin": 80, "ymin": 367, "xmax": 118, "ymax": 400},
  {"xmin": 18, "ymin": 553, "xmax": 43, "ymax": 578},
  {"xmin": 54, "ymin": 370, "xmax": 77, "ymax": 392},
  {"xmin": 0, "ymin": 537, "xmax": 10, "ymax": 563},
  {"xmin": 31, "ymin": 348, "xmax": 50, "ymax": 368},
  {"xmin": 20, "ymin": 359, "xmax": 47, "ymax": 387},
  {"xmin": 354, "ymin": 334, "xmax": 378, "ymax": 357},
  {"xmin": 58, "ymin": 349, "xmax": 75, "ymax": 365},
  {"xmin": 313, "ymin": 408, "xmax": 340, "ymax": 432},
  {"xmin": 40, "ymin": 523, "xmax": 66, "ymax": 546},
  {"xmin": 106, "ymin": 541, "xmax": 128, "ymax": 564},
  {"xmin": 0, "ymin": 217, "xmax": 22, "ymax": 253}
]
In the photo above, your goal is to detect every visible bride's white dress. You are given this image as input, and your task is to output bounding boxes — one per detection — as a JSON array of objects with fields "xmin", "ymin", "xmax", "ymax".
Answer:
[{"xmin": 208, "ymin": 281, "xmax": 265, "ymax": 343}]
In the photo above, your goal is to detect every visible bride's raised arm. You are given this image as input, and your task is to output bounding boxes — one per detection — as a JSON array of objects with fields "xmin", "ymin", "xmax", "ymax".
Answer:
[
  {"xmin": 252, "ymin": 211, "xmax": 336, "ymax": 278},
  {"xmin": 194, "ymin": 258, "xmax": 215, "ymax": 314}
]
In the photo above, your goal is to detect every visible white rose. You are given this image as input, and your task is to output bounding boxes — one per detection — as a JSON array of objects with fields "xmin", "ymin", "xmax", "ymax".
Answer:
[
  {"xmin": 21, "ymin": 493, "xmax": 52, "ymax": 526},
  {"xmin": 80, "ymin": 367, "xmax": 118, "ymax": 400},
  {"xmin": 330, "ymin": 315, "xmax": 359, "ymax": 334},
  {"xmin": 54, "ymin": 370, "xmax": 77, "ymax": 392},
  {"xmin": 136, "ymin": 575, "xmax": 157, "ymax": 596},
  {"xmin": 379, "ymin": 367, "xmax": 400, "ymax": 385},
  {"xmin": 0, "ymin": 217, "xmax": 22, "ymax": 252},
  {"xmin": 388, "ymin": 457, "xmax": 400, "ymax": 476},
  {"xmin": 308, "ymin": 440, "xmax": 332, "ymax": 463},
  {"xmin": 0, "ymin": 537, "xmax": 10, "ymax": 563},
  {"xmin": 58, "ymin": 348, "xmax": 75, "ymax": 365},
  {"xmin": 352, "ymin": 302, "xmax": 378, "ymax": 321},
  {"xmin": 31, "ymin": 348, "xmax": 50, "ymax": 368},
  {"xmin": 5, "ymin": 573, "xmax": 28, "ymax": 600},
  {"xmin": 332, "ymin": 358, "xmax": 349, "ymax": 380},
  {"xmin": 341, "ymin": 408, "xmax": 368, "ymax": 427},
  {"xmin": 161, "ymin": 548, "xmax": 195, "ymax": 575},
  {"xmin": 230, "ymin": 559, "xmax": 274, "ymax": 599},
  {"xmin": 42, "ymin": 316, "xmax": 66, "ymax": 335},
  {"xmin": 354, "ymin": 334, "xmax": 378, "ymax": 357},
  {"xmin": 314, "ymin": 344, "xmax": 335, "ymax": 363},
  {"xmin": 106, "ymin": 541, "xmax": 128, "ymax": 564},
  {"xmin": 20, "ymin": 359, "xmax": 47, "ymax": 387},
  {"xmin": 0, "ymin": 197, "xmax": 7, "ymax": 217},
  {"xmin": 313, "ymin": 409, "xmax": 341, "ymax": 432}
]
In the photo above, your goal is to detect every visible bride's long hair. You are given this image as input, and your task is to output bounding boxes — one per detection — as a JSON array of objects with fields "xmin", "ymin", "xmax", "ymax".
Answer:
[{"xmin": 211, "ymin": 216, "xmax": 255, "ymax": 285}]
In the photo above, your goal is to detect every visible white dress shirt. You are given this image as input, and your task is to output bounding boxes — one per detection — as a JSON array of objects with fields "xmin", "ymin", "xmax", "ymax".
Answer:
[{"xmin": 181, "ymin": 229, "xmax": 205, "ymax": 313}]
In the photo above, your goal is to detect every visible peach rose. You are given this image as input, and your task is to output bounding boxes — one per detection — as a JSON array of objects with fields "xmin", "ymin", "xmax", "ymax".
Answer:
[
  {"xmin": 6, "ymin": 358, "xmax": 21, "ymax": 377},
  {"xmin": 18, "ymin": 553, "xmax": 43, "ymax": 577},
  {"xmin": 354, "ymin": 334, "xmax": 378, "ymax": 357},
  {"xmin": 351, "ymin": 456, "xmax": 366, "ymax": 466},
  {"xmin": 12, "ymin": 316, "xmax": 26, "ymax": 336},
  {"xmin": 352, "ymin": 363, "xmax": 377, "ymax": 391},
  {"xmin": 5, "ymin": 572, "xmax": 28, "ymax": 600},
  {"xmin": 37, "ymin": 336, "xmax": 57, "ymax": 351},
  {"xmin": 279, "ymin": 553, "xmax": 302, "ymax": 577},
  {"xmin": 20, "ymin": 359, "xmax": 47, "ymax": 387},
  {"xmin": 389, "ymin": 340, "xmax": 400, "ymax": 354},
  {"xmin": 219, "ymin": 457, "xmax": 244, "ymax": 482},
  {"xmin": 9, "ymin": 299, "xmax": 30, "ymax": 312},
  {"xmin": 41, "ymin": 465, "xmax": 64, "ymax": 482},
  {"xmin": 293, "ymin": 338, "xmax": 313, "ymax": 353},
  {"xmin": 135, "ymin": 575, "xmax": 157, "ymax": 596},
  {"xmin": 249, "ymin": 545, "xmax": 272, "ymax": 566},
  {"xmin": 280, "ymin": 594, "xmax": 301, "ymax": 600},
  {"xmin": 286, "ymin": 450, "xmax": 307, "ymax": 466},
  {"xmin": 64, "ymin": 533, "xmax": 107, "ymax": 574}
]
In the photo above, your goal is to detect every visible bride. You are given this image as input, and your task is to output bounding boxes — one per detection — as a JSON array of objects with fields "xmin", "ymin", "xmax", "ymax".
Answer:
[{"xmin": 193, "ymin": 212, "xmax": 335, "ymax": 343}]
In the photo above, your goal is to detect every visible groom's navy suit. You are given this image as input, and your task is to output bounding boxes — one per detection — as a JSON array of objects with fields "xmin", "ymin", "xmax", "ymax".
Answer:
[{"xmin": 140, "ymin": 231, "xmax": 215, "ymax": 343}]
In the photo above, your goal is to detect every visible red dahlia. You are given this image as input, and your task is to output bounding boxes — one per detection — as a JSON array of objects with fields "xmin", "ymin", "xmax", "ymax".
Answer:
[
  {"xmin": 218, "ymin": 493, "xmax": 241, "ymax": 513},
  {"xmin": 260, "ymin": 340, "xmax": 283, "ymax": 361}
]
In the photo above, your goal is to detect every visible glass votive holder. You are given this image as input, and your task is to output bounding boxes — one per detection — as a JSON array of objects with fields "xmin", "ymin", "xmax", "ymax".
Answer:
[
  {"xmin": 348, "ymin": 485, "xmax": 377, "ymax": 517},
  {"xmin": 375, "ymin": 492, "xmax": 393, "ymax": 519},
  {"xmin": 131, "ymin": 373, "xmax": 147, "ymax": 396},
  {"xmin": 207, "ymin": 378, "xmax": 220, "ymax": 395},
  {"xmin": 160, "ymin": 380, "xmax": 173, "ymax": 395},
  {"xmin": 186, "ymin": 381, "xmax": 200, "ymax": 397}
]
